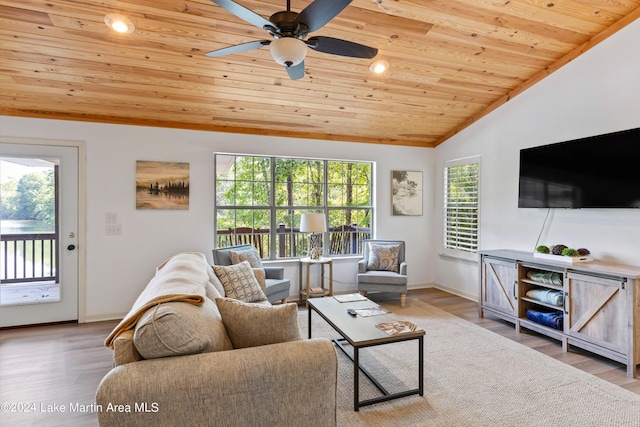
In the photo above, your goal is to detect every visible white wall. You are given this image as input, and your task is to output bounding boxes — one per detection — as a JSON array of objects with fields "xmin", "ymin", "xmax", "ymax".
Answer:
[
  {"xmin": 0, "ymin": 117, "xmax": 434, "ymax": 320},
  {"xmin": 4, "ymin": 19, "xmax": 638, "ymax": 317},
  {"xmin": 433, "ymin": 19, "xmax": 640, "ymax": 299}
]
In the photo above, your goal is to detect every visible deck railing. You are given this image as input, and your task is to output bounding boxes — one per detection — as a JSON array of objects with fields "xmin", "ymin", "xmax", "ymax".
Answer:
[
  {"xmin": 1, "ymin": 233, "xmax": 58, "ymax": 283},
  {"xmin": 216, "ymin": 224, "xmax": 371, "ymax": 259}
]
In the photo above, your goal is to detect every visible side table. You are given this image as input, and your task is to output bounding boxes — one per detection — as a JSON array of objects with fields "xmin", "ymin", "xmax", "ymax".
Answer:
[{"xmin": 299, "ymin": 257, "xmax": 333, "ymax": 303}]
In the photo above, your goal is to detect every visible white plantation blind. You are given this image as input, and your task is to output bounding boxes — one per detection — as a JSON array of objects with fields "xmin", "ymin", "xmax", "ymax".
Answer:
[{"xmin": 444, "ymin": 160, "xmax": 479, "ymax": 253}]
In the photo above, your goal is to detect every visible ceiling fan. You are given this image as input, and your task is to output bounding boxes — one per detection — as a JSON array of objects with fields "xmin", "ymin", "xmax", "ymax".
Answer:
[{"xmin": 206, "ymin": 0, "xmax": 378, "ymax": 79}]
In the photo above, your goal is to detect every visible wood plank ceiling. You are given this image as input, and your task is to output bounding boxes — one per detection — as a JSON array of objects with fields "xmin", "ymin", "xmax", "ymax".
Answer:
[{"xmin": 1, "ymin": 1, "xmax": 639, "ymax": 147}]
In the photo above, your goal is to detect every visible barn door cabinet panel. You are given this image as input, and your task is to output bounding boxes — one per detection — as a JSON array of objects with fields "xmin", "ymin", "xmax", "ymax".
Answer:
[
  {"xmin": 479, "ymin": 249, "xmax": 640, "ymax": 378},
  {"xmin": 566, "ymin": 272, "xmax": 628, "ymax": 363},
  {"xmin": 480, "ymin": 256, "xmax": 518, "ymax": 319}
]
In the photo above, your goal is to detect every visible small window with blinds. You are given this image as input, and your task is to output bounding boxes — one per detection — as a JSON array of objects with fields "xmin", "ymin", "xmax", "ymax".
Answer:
[{"xmin": 444, "ymin": 159, "xmax": 479, "ymax": 253}]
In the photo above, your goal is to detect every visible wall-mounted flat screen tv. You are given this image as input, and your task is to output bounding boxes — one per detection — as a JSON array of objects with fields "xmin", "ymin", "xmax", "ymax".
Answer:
[{"xmin": 518, "ymin": 127, "xmax": 640, "ymax": 208}]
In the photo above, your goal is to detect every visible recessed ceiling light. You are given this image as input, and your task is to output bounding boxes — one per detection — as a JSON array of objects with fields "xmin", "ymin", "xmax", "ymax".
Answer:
[
  {"xmin": 104, "ymin": 14, "xmax": 135, "ymax": 34},
  {"xmin": 369, "ymin": 59, "xmax": 389, "ymax": 74}
]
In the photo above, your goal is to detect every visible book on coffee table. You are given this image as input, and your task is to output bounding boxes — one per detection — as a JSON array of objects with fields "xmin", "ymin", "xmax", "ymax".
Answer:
[
  {"xmin": 353, "ymin": 306, "xmax": 390, "ymax": 317},
  {"xmin": 333, "ymin": 293, "xmax": 368, "ymax": 303},
  {"xmin": 376, "ymin": 320, "xmax": 420, "ymax": 335}
]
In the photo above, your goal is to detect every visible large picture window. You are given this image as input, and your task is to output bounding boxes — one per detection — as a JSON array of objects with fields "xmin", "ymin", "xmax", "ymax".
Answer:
[
  {"xmin": 215, "ymin": 154, "xmax": 373, "ymax": 259},
  {"xmin": 444, "ymin": 158, "xmax": 480, "ymax": 253}
]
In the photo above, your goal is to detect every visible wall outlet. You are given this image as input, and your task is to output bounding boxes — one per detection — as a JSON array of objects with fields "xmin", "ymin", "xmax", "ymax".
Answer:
[
  {"xmin": 106, "ymin": 224, "xmax": 122, "ymax": 235},
  {"xmin": 105, "ymin": 212, "xmax": 118, "ymax": 224}
]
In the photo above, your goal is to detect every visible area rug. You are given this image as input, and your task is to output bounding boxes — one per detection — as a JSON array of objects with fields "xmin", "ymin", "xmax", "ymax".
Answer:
[{"xmin": 298, "ymin": 299, "xmax": 640, "ymax": 427}]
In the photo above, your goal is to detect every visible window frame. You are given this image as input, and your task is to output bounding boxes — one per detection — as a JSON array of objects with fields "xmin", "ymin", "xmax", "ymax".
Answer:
[
  {"xmin": 214, "ymin": 153, "xmax": 374, "ymax": 260},
  {"xmin": 443, "ymin": 156, "xmax": 480, "ymax": 257}
]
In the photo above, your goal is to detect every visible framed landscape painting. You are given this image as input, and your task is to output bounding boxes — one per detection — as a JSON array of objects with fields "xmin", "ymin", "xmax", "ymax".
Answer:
[
  {"xmin": 392, "ymin": 170, "xmax": 423, "ymax": 216},
  {"xmin": 136, "ymin": 161, "xmax": 190, "ymax": 210}
]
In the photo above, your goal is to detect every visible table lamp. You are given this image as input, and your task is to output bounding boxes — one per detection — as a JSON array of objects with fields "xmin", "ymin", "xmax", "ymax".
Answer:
[{"xmin": 300, "ymin": 213, "xmax": 327, "ymax": 259}]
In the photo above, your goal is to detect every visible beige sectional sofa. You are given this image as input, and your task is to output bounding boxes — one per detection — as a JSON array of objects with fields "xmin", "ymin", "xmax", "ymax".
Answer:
[{"xmin": 96, "ymin": 252, "xmax": 337, "ymax": 427}]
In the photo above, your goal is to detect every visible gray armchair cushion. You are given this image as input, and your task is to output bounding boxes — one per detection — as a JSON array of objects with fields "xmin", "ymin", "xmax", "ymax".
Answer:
[
  {"xmin": 358, "ymin": 270, "xmax": 407, "ymax": 285},
  {"xmin": 213, "ymin": 244, "xmax": 255, "ymax": 266}
]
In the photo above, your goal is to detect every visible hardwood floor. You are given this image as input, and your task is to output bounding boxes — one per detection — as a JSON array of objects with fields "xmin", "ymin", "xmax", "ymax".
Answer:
[{"xmin": 0, "ymin": 288, "xmax": 637, "ymax": 426}]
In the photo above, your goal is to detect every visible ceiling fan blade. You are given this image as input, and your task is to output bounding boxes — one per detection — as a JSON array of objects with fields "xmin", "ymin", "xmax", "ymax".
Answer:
[
  {"xmin": 206, "ymin": 40, "xmax": 271, "ymax": 57},
  {"xmin": 286, "ymin": 61, "xmax": 305, "ymax": 80},
  {"xmin": 296, "ymin": 0, "xmax": 352, "ymax": 33},
  {"xmin": 307, "ymin": 36, "xmax": 377, "ymax": 59},
  {"xmin": 210, "ymin": 0, "xmax": 272, "ymax": 30}
]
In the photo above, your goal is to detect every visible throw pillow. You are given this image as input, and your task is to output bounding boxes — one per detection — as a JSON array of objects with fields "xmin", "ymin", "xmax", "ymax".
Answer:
[
  {"xmin": 213, "ymin": 261, "xmax": 267, "ymax": 303},
  {"xmin": 252, "ymin": 267, "xmax": 267, "ymax": 292},
  {"xmin": 215, "ymin": 297, "xmax": 301, "ymax": 349},
  {"xmin": 229, "ymin": 248, "xmax": 263, "ymax": 268},
  {"xmin": 133, "ymin": 299, "xmax": 233, "ymax": 359},
  {"xmin": 367, "ymin": 243, "xmax": 400, "ymax": 273}
]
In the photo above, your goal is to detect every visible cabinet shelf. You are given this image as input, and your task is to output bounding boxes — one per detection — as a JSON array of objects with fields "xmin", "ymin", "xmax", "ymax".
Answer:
[
  {"xmin": 520, "ymin": 278, "xmax": 563, "ymax": 291},
  {"xmin": 518, "ymin": 318, "xmax": 566, "ymax": 341},
  {"xmin": 520, "ymin": 297, "xmax": 563, "ymax": 311}
]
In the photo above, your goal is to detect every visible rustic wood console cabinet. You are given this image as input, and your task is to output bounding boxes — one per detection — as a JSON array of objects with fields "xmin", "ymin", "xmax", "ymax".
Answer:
[{"xmin": 480, "ymin": 249, "xmax": 640, "ymax": 378}]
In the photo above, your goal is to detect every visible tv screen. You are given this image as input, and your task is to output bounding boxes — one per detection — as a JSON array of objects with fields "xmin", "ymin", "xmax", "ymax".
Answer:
[{"xmin": 518, "ymin": 127, "xmax": 640, "ymax": 208}]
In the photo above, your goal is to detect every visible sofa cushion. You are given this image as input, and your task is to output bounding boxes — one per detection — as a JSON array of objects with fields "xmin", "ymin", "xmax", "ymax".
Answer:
[
  {"xmin": 229, "ymin": 248, "xmax": 263, "ymax": 268},
  {"xmin": 215, "ymin": 297, "xmax": 301, "ymax": 349},
  {"xmin": 213, "ymin": 261, "xmax": 267, "ymax": 303},
  {"xmin": 133, "ymin": 299, "xmax": 232, "ymax": 359},
  {"xmin": 367, "ymin": 242, "xmax": 400, "ymax": 273}
]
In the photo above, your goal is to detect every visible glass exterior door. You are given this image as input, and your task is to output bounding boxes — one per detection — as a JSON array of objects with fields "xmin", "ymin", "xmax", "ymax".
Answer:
[{"xmin": 0, "ymin": 143, "xmax": 78, "ymax": 327}]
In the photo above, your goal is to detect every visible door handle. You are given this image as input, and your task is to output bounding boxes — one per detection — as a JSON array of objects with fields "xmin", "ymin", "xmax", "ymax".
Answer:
[{"xmin": 67, "ymin": 244, "xmax": 76, "ymax": 251}]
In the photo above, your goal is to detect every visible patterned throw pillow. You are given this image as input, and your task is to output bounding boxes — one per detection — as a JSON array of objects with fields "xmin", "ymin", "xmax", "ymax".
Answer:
[
  {"xmin": 213, "ymin": 261, "xmax": 267, "ymax": 303},
  {"xmin": 229, "ymin": 249, "xmax": 263, "ymax": 268},
  {"xmin": 215, "ymin": 298, "xmax": 301, "ymax": 349},
  {"xmin": 366, "ymin": 243, "xmax": 400, "ymax": 273}
]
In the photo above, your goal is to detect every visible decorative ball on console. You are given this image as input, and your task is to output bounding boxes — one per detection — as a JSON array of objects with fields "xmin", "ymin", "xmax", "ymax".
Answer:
[
  {"xmin": 562, "ymin": 248, "xmax": 580, "ymax": 257},
  {"xmin": 551, "ymin": 244, "xmax": 568, "ymax": 256},
  {"xmin": 535, "ymin": 245, "xmax": 550, "ymax": 254},
  {"xmin": 577, "ymin": 248, "xmax": 591, "ymax": 256}
]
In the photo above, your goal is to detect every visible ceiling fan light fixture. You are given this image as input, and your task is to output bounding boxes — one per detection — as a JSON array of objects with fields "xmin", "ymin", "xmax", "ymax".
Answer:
[
  {"xmin": 369, "ymin": 59, "xmax": 389, "ymax": 74},
  {"xmin": 270, "ymin": 38, "xmax": 307, "ymax": 67},
  {"xmin": 104, "ymin": 13, "xmax": 135, "ymax": 34}
]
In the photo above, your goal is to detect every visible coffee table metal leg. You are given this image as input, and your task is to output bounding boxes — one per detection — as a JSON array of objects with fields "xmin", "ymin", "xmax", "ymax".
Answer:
[
  {"xmin": 354, "ymin": 346, "xmax": 360, "ymax": 411},
  {"xmin": 308, "ymin": 306, "xmax": 312, "ymax": 339},
  {"xmin": 419, "ymin": 336, "xmax": 424, "ymax": 396}
]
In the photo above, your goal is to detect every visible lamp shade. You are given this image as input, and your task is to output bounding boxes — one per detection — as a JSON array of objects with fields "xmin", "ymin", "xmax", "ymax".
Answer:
[
  {"xmin": 270, "ymin": 37, "xmax": 307, "ymax": 67},
  {"xmin": 300, "ymin": 213, "xmax": 327, "ymax": 233}
]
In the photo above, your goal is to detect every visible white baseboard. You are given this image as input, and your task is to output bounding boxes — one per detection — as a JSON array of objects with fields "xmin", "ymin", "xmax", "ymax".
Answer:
[
  {"xmin": 408, "ymin": 282, "xmax": 478, "ymax": 302},
  {"xmin": 431, "ymin": 284, "xmax": 478, "ymax": 302},
  {"xmin": 84, "ymin": 312, "xmax": 126, "ymax": 323}
]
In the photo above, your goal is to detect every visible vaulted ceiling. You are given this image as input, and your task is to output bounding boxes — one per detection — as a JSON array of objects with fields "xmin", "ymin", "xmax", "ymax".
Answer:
[{"xmin": 1, "ymin": 1, "xmax": 639, "ymax": 147}]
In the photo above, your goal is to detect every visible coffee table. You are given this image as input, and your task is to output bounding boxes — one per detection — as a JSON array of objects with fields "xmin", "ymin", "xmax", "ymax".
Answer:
[{"xmin": 307, "ymin": 296, "xmax": 424, "ymax": 411}]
